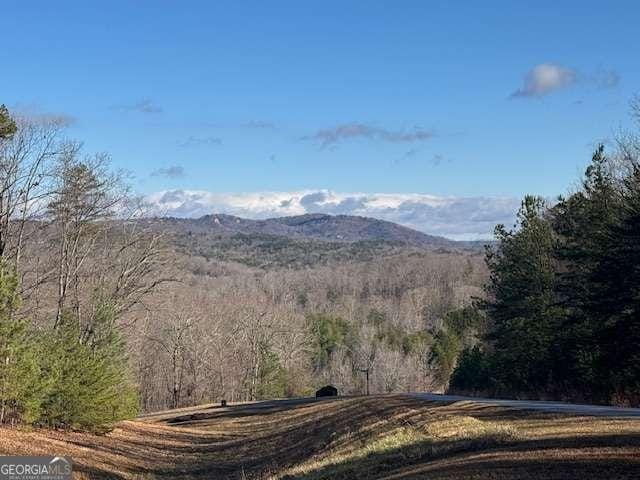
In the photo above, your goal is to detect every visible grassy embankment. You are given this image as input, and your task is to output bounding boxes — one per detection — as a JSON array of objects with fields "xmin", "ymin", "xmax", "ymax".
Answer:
[{"xmin": 1, "ymin": 395, "xmax": 639, "ymax": 479}]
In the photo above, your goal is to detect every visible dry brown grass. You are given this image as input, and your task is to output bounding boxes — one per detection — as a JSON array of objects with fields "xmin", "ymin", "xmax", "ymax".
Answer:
[{"xmin": 1, "ymin": 396, "xmax": 639, "ymax": 479}]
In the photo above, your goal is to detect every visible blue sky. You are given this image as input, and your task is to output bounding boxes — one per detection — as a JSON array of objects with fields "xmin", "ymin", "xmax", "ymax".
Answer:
[{"xmin": 1, "ymin": 1, "xmax": 638, "ymax": 238}]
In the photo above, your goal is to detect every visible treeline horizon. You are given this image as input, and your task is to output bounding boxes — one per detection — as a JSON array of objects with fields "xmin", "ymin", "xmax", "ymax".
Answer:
[{"xmin": 451, "ymin": 102, "xmax": 640, "ymax": 406}]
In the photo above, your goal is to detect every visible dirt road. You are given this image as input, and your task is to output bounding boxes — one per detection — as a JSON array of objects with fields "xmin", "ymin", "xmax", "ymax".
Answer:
[{"xmin": 410, "ymin": 393, "xmax": 640, "ymax": 417}]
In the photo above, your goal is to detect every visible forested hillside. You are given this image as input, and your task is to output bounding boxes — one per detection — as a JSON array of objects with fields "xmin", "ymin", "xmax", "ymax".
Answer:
[
  {"xmin": 141, "ymin": 213, "xmax": 484, "ymax": 269},
  {"xmin": 132, "ymin": 247, "xmax": 486, "ymax": 411},
  {"xmin": 156, "ymin": 212, "xmax": 458, "ymax": 247}
]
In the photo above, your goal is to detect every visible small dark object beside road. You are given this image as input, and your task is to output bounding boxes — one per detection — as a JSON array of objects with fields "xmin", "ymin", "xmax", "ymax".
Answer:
[{"xmin": 316, "ymin": 385, "xmax": 338, "ymax": 398}]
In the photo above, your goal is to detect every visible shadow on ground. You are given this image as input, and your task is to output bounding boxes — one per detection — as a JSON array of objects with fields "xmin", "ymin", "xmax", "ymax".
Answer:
[{"xmin": 280, "ymin": 432, "xmax": 640, "ymax": 480}]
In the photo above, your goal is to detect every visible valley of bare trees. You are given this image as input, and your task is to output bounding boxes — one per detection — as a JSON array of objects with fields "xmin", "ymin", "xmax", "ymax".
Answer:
[{"xmin": 132, "ymin": 248, "xmax": 486, "ymax": 411}]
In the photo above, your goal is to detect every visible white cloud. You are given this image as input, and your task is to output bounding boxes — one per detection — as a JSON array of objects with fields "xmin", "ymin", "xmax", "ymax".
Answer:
[
  {"xmin": 511, "ymin": 64, "xmax": 577, "ymax": 98},
  {"xmin": 510, "ymin": 64, "xmax": 620, "ymax": 99},
  {"xmin": 144, "ymin": 189, "xmax": 520, "ymax": 240}
]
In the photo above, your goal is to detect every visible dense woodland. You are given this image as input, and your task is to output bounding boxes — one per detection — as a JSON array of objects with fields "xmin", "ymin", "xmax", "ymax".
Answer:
[
  {"xmin": 451, "ymin": 104, "xmax": 640, "ymax": 407},
  {"xmin": 133, "ymin": 249, "xmax": 485, "ymax": 412},
  {"xmin": 1, "ymin": 100, "xmax": 639, "ymax": 432}
]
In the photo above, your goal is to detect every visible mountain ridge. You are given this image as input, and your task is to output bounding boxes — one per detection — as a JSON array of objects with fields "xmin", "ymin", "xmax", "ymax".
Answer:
[{"xmin": 147, "ymin": 212, "xmax": 487, "ymax": 250}]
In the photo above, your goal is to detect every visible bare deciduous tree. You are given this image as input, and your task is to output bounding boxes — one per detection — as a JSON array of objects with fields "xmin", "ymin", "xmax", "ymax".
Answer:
[{"xmin": 0, "ymin": 112, "xmax": 68, "ymax": 294}]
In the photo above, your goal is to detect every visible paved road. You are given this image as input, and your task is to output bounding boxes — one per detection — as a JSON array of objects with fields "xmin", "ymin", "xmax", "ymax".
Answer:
[{"xmin": 410, "ymin": 393, "xmax": 640, "ymax": 417}]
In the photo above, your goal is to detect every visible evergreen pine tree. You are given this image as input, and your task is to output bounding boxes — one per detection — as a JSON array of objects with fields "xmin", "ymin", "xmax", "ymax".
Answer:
[
  {"xmin": 593, "ymin": 165, "xmax": 640, "ymax": 404},
  {"xmin": 0, "ymin": 104, "xmax": 17, "ymax": 140},
  {"xmin": 39, "ymin": 302, "xmax": 139, "ymax": 432},
  {"xmin": 551, "ymin": 146, "xmax": 620, "ymax": 400},
  {"xmin": 0, "ymin": 264, "xmax": 43, "ymax": 424},
  {"xmin": 482, "ymin": 196, "xmax": 559, "ymax": 396}
]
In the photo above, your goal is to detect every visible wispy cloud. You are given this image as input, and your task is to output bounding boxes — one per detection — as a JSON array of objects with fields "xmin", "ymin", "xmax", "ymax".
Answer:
[
  {"xmin": 144, "ymin": 189, "xmax": 519, "ymax": 240},
  {"xmin": 430, "ymin": 154, "xmax": 453, "ymax": 166},
  {"xmin": 394, "ymin": 149, "xmax": 452, "ymax": 167},
  {"xmin": 591, "ymin": 68, "xmax": 620, "ymax": 89},
  {"xmin": 179, "ymin": 136, "xmax": 222, "ymax": 147},
  {"xmin": 403, "ymin": 148, "xmax": 419, "ymax": 159},
  {"xmin": 394, "ymin": 148, "xmax": 420, "ymax": 164},
  {"xmin": 114, "ymin": 98, "xmax": 163, "ymax": 114},
  {"xmin": 151, "ymin": 165, "xmax": 186, "ymax": 179},
  {"xmin": 510, "ymin": 64, "xmax": 577, "ymax": 98},
  {"xmin": 241, "ymin": 120, "xmax": 276, "ymax": 129},
  {"xmin": 303, "ymin": 123, "xmax": 435, "ymax": 148},
  {"xmin": 510, "ymin": 64, "xmax": 620, "ymax": 99}
]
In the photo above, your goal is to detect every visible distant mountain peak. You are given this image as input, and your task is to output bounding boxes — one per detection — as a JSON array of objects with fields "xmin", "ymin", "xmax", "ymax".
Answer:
[{"xmin": 182, "ymin": 212, "xmax": 457, "ymax": 248}]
